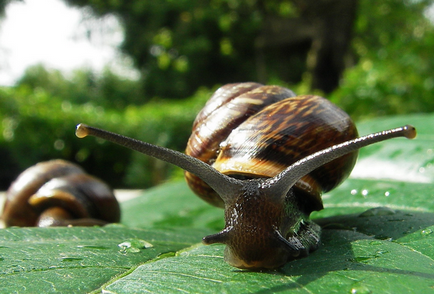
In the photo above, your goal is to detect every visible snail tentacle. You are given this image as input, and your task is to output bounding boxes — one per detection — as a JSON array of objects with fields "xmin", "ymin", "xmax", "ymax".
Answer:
[
  {"xmin": 76, "ymin": 124, "xmax": 243, "ymax": 203},
  {"xmin": 265, "ymin": 125, "xmax": 416, "ymax": 201}
]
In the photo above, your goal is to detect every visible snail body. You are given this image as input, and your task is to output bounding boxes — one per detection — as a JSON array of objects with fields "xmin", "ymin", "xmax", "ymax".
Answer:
[
  {"xmin": 76, "ymin": 82, "xmax": 416, "ymax": 270},
  {"xmin": 2, "ymin": 159, "xmax": 120, "ymax": 227}
]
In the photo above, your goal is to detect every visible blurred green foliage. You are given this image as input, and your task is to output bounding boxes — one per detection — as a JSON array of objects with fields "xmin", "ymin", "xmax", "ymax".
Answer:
[
  {"xmin": 64, "ymin": 0, "xmax": 268, "ymax": 98},
  {"xmin": 63, "ymin": 0, "xmax": 341, "ymax": 96},
  {"xmin": 330, "ymin": 0, "xmax": 434, "ymax": 119},
  {"xmin": 60, "ymin": 0, "xmax": 434, "ymax": 103},
  {"xmin": 15, "ymin": 65, "xmax": 144, "ymax": 109},
  {"xmin": 0, "ymin": 67, "xmax": 209, "ymax": 189},
  {"xmin": 0, "ymin": 0, "xmax": 434, "ymax": 190}
]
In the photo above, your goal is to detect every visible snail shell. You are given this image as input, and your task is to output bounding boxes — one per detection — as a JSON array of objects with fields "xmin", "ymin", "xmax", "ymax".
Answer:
[
  {"xmin": 2, "ymin": 159, "xmax": 120, "ymax": 227},
  {"xmin": 185, "ymin": 83, "xmax": 358, "ymax": 212}
]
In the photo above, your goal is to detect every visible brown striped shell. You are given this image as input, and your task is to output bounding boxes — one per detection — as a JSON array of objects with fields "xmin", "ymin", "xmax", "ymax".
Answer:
[
  {"xmin": 2, "ymin": 159, "xmax": 120, "ymax": 227},
  {"xmin": 185, "ymin": 83, "xmax": 358, "ymax": 211}
]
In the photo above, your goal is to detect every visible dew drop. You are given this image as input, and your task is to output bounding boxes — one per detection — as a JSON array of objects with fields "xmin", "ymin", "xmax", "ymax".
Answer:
[
  {"xmin": 118, "ymin": 242, "xmax": 130, "ymax": 249},
  {"xmin": 118, "ymin": 238, "xmax": 153, "ymax": 254},
  {"xmin": 361, "ymin": 189, "xmax": 369, "ymax": 197},
  {"xmin": 384, "ymin": 191, "xmax": 390, "ymax": 197},
  {"xmin": 421, "ymin": 229, "xmax": 433, "ymax": 236},
  {"xmin": 351, "ymin": 285, "xmax": 372, "ymax": 294},
  {"xmin": 118, "ymin": 241, "xmax": 138, "ymax": 253},
  {"xmin": 351, "ymin": 189, "xmax": 357, "ymax": 195}
]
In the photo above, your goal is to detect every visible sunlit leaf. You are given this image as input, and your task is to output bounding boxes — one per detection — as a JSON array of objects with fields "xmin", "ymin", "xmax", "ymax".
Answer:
[{"xmin": 1, "ymin": 114, "xmax": 433, "ymax": 293}]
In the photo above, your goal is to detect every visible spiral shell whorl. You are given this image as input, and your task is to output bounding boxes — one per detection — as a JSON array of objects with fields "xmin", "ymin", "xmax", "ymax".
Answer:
[
  {"xmin": 2, "ymin": 160, "xmax": 120, "ymax": 227},
  {"xmin": 185, "ymin": 83, "xmax": 358, "ymax": 211},
  {"xmin": 213, "ymin": 95, "xmax": 358, "ymax": 210},
  {"xmin": 2, "ymin": 160, "xmax": 84, "ymax": 226},
  {"xmin": 185, "ymin": 83, "xmax": 296, "ymax": 207}
]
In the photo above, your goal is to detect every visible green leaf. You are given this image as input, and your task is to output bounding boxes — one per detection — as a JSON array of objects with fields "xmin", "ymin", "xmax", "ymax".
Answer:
[
  {"xmin": 120, "ymin": 181, "xmax": 224, "ymax": 231},
  {"xmin": 0, "ymin": 226, "xmax": 208, "ymax": 293},
  {"xmin": 105, "ymin": 213, "xmax": 434, "ymax": 293},
  {"xmin": 1, "ymin": 114, "xmax": 433, "ymax": 293},
  {"xmin": 105, "ymin": 210, "xmax": 434, "ymax": 293}
]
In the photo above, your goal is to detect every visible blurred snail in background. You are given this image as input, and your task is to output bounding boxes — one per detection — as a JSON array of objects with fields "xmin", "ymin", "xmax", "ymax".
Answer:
[
  {"xmin": 75, "ymin": 82, "xmax": 416, "ymax": 270},
  {"xmin": 1, "ymin": 159, "xmax": 120, "ymax": 227}
]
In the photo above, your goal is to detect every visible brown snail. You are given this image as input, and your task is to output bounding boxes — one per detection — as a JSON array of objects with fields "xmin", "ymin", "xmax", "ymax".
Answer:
[
  {"xmin": 75, "ymin": 82, "xmax": 416, "ymax": 270},
  {"xmin": 1, "ymin": 159, "xmax": 120, "ymax": 227}
]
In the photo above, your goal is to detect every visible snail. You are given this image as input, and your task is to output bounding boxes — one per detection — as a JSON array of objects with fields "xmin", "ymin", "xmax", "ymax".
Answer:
[
  {"xmin": 75, "ymin": 82, "xmax": 416, "ymax": 270},
  {"xmin": 1, "ymin": 159, "xmax": 121, "ymax": 227}
]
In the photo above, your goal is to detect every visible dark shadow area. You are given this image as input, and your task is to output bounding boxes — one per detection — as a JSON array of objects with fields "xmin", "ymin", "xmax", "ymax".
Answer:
[{"xmin": 250, "ymin": 208, "xmax": 434, "ymax": 293}]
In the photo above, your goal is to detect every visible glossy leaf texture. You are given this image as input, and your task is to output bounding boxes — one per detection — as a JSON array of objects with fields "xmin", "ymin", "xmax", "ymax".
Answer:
[
  {"xmin": 1, "ymin": 114, "xmax": 433, "ymax": 293},
  {"xmin": 0, "ymin": 226, "xmax": 211, "ymax": 293}
]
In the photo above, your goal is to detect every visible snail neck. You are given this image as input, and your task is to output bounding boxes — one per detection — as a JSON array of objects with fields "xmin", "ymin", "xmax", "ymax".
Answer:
[{"xmin": 203, "ymin": 185, "xmax": 321, "ymax": 269}]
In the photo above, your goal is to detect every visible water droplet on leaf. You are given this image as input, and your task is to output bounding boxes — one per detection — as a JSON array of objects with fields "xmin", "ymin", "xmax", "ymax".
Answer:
[
  {"xmin": 351, "ymin": 281, "xmax": 372, "ymax": 294},
  {"xmin": 351, "ymin": 285, "xmax": 372, "ymax": 294},
  {"xmin": 118, "ymin": 238, "xmax": 153, "ymax": 254},
  {"xmin": 421, "ymin": 229, "xmax": 433, "ymax": 236}
]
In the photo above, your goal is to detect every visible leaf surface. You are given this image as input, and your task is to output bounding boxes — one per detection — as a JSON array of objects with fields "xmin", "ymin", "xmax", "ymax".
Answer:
[
  {"xmin": 0, "ymin": 226, "xmax": 209, "ymax": 293},
  {"xmin": 1, "ymin": 114, "xmax": 433, "ymax": 293}
]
